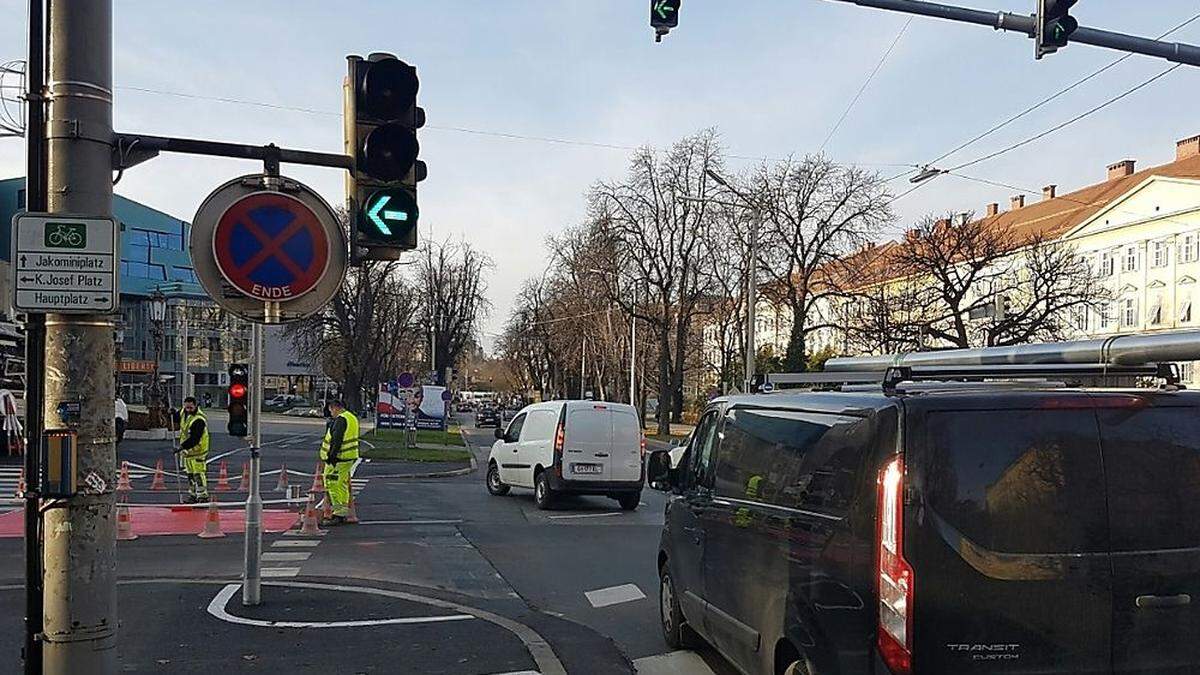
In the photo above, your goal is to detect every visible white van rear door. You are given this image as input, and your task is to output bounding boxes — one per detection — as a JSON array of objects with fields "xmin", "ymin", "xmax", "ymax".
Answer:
[
  {"xmin": 564, "ymin": 404, "xmax": 613, "ymax": 481},
  {"xmin": 610, "ymin": 408, "xmax": 642, "ymax": 482}
]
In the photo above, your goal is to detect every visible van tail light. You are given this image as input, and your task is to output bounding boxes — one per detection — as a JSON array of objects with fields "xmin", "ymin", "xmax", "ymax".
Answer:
[
  {"xmin": 553, "ymin": 422, "xmax": 565, "ymax": 477},
  {"xmin": 877, "ymin": 456, "xmax": 913, "ymax": 675},
  {"xmin": 640, "ymin": 435, "xmax": 647, "ymax": 459}
]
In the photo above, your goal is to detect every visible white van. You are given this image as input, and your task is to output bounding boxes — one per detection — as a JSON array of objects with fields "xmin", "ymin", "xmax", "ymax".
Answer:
[{"xmin": 485, "ymin": 400, "xmax": 645, "ymax": 510}]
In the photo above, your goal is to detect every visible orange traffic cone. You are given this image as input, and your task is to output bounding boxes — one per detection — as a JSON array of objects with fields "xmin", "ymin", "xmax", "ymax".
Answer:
[
  {"xmin": 320, "ymin": 494, "xmax": 333, "ymax": 520},
  {"xmin": 274, "ymin": 463, "xmax": 289, "ymax": 492},
  {"xmin": 149, "ymin": 458, "xmax": 166, "ymax": 491},
  {"xmin": 115, "ymin": 461, "xmax": 133, "ymax": 493},
  {"xmin": 14, "ymin": 467, "xmax": 25, "ymax": 498},
  {"xmin": 237, "ymin": 462, "xmax": 250, "ymax": 492},
  {"xmin": 308, "ymin": 462, "xmax": 326, "ymax": 494},
  {"xmin": 297, "ymin": 496, "xmax": 325, "ymax": 536},
  {"xmin": 197, "ymin": 500, "xmax": 225, "ymax": 538},
  {"xmin": 116, "ymin": 501, "xmax": 138, "ymax": 541},
  {"xmin": 345, "ymin": 491, "xmax": 359, "ymax": 524},
  {"xmin": 214, "ymin": 460, "xmax": 231, "ymax": 492}
]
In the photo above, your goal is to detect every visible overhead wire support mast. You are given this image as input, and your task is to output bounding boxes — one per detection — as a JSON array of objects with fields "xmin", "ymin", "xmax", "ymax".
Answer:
[{"xmin": 833, "ymin": 0, "xmax": 1200, "ymax": 68}]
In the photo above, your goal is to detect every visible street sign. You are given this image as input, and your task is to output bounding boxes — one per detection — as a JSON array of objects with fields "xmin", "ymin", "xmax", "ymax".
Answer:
[
  {"xmin": 11, "ymin": 213, "xmax": 119, "ymax": 314},
  {"xmin": 397, "ymin": 372, "xmax": 414, "ymax": 388},
  {"xmin": 190, "ymin": 175, "xmax": 348, "ymax": 323}
]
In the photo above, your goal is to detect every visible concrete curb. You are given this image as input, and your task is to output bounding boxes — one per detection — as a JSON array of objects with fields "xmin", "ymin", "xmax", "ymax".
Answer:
[
  {"xmin": 125, "ymin": 428, "xmax": 172, "ymax": 441},
  {"xmin": 362, "ymin": 454, "xmax": 476, "ymax": 480}
]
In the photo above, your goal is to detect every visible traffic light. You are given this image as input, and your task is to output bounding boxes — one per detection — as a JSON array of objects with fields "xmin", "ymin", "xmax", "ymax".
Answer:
[
  {"xmin": 227, "ymin": 363, "xmax": 249, "ymax": 437},
  {"xmin": 345, "ymin": 53, "xmax": 426, "ymax": 263},
  {"xmin": 1036, "ymin": 0, "xmax": 1078, "ymax": 59},
  {"xmin": 650, "ymin": 0, "xmax": 681, "ymax": 42}
]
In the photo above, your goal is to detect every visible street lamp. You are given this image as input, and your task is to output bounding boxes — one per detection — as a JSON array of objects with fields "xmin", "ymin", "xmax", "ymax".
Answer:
[
  {"xmin": 680, "ymin": 178, "xmax": 760, "ymax": 394},
  {"xmin": 148, "ymin": 290, "xmax": 167, "ymax": 428}
]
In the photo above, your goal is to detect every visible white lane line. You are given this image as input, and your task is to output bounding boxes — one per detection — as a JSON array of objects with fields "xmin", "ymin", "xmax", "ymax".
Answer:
[
  {"xmin": 547, "ymin": 512, "xmax": 622, "ymax": 520},
  {"xmin": 206, "ymin": 584, "xmax": 475, "ymax": 628},
  {"xmin": 283, "ymin": 529, "xmax": 326, "ymax": 537},
  {"xmin": 260, "ymin": 567, "xmax": 301, "ymax": 578},
  {"xmin": 271, "ymin": 540, "xmax": 320, "ymax": 548},
  {"xmin": 356, "ymin": 519, "xmax": 463, "ymax": 526},
  {"xmin": 584, "ymin": 583, "xmax": 646, "ymax": 608},
  {"xmin": 262, "ymin": 552, "xmax": 312, "ymax": 562},
  {"xmin": 633, "ymin": 651, "xmax": 716, "ymax": 675}
]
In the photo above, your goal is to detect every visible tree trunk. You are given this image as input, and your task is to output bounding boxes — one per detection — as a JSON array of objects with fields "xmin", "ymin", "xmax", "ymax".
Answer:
[
  {"xmin": 657, "ymin": 327, "xmax": 671, "ymax": 437},
  {"xmin": 784, "ymin": 309, "xmax": 807, "ymax": 372}
]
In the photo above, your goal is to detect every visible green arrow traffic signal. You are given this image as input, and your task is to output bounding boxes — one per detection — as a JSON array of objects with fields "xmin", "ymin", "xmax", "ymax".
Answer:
[
  {"xmin": 654, "ymin": 0, "xmax": 674, "ymax": 20},
  {"xmin": 360, "ymin": 188, "xmax": 419, "ymax": 242}
]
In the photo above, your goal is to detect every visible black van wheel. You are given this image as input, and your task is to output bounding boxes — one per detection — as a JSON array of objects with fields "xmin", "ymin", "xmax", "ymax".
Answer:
[
  {"xmin": 534, "ymin": 471, "xmax": 554, "ymax": 510},
  {"xmin": 659, "ymin": 568, "xmax": 698, "ymax": 649},
  {"xmin": 486, "ymin": 463, "xmax": 510, "ymax": 496},
  {"xmin": 617, "ymin": 492, "xmax": 640, "ymax": 511}
]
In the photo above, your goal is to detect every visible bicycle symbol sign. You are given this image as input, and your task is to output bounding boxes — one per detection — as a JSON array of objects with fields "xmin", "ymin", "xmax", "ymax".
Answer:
[
  {"xmin": 212, "ymin": 192, "xmax": 331, "ymax": 302},
  {"xmin": 44, "ymin": 222, "xmax": 87, "ymax": 249}
]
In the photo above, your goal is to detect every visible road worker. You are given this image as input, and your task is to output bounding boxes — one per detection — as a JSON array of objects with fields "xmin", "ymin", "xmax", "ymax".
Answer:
[
  {"xmin": 175, "ymin": 396, "xmax": 210, "ymax": 503},
  {"xmin": 319, "ymin": 399, "xmax": 359, "ymax": 526}
]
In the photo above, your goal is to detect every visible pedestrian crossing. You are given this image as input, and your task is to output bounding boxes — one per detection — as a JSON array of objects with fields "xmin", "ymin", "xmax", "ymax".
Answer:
[{"xmin": 0, "ymin": 465, "xmax": 23, "ymax": 500}]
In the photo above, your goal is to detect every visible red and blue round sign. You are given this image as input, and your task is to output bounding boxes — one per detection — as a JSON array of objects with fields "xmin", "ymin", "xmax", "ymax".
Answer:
[{"xmin": 212, "ymin": 192, "xmax": 331, "ymax": 301}]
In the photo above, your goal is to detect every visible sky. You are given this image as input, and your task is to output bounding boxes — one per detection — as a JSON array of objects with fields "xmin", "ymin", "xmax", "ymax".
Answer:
[{"xmin": 1, "ymin": 1, "xmax": 1199, "ymax": 352}]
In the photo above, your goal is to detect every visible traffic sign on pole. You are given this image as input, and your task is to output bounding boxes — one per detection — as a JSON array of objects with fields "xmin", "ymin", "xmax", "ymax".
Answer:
[
  {"xmin": 190, "ymin": 175, "xmax": 348, "ymax": 324},
  {"xmin": 11, "ymin": 213, "xmax": 119, "ymax": 314}
]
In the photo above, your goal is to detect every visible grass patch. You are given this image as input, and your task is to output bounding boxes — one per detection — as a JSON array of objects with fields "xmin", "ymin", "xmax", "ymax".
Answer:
[
  {"xmin": 371, "ymin": 427, "xmax": 465, "ymax": 447},
  {"xmin": 361, "ymin": 444, "xmax": 472, "ymax": 463}
]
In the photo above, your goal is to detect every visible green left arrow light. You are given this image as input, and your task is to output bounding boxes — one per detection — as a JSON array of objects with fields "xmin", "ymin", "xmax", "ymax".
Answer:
[{"xmin": 361, "ymin": 189, "xmax": 419, "ymax": 242}]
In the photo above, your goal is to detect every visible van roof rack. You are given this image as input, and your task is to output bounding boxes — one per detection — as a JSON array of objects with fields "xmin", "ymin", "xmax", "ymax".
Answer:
[{"xmin": 761, "ymin": 362, "xmax": 1181, "ymax": 395}]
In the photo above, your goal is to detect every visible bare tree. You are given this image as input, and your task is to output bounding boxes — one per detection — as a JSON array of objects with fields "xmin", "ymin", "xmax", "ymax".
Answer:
[
  {"xmin": 590, "ymin": 129, "xmax": 724, "ymax": 435},
  {"xmin": 751, "ymin": 155, "xmax": 893, "ymax": 371},
  {"xmin": 420, "ymin": 238, "xmax": 493, "ymax": 381},
  {"xmin": 892, "ymin": 212, "xmax": 1106, "ymax": 348},
  {"xmin": 697, "ymin": 199, "xmax": 752, "ymax": 392}
]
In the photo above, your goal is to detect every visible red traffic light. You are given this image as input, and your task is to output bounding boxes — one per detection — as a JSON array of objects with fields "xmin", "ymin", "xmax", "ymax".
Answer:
[{"xmin": 229, "ymin": 383, "xmax": 247, "ymax": 400}]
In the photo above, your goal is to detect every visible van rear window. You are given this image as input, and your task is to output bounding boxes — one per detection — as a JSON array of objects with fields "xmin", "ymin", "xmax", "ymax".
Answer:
[
  {"xmin": 567, "ymin": 410, "xmax": 611, "ymax": 441},
  {"xmin": 924, "ymin": 410, "xmax": 1109, "ymax": 555},
  {"xmin": 1097, "ymin": 407, "xmax": 1200, "ymax": 552}
]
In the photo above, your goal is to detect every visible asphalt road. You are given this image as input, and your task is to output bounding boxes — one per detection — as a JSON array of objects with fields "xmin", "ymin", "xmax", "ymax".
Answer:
[{"xmin": 0, "ymin": 411, "xmax": 738, "ymax": 674}]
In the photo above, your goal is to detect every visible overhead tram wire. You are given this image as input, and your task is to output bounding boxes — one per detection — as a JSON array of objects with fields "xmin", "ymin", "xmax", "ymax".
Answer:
[
  {"xmin": 818, "ymin": 17, "xmax": 914, "ymax": 154},
  {"xmin": 111, "ymin": 85, "xmax": 912, "ymax": 169}
]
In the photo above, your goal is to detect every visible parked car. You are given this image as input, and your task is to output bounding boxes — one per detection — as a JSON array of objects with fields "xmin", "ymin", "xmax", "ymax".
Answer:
[
  {"xmin": 486, "ymin": 400, "xmax": 645, "ymax": 510},
  {"xmin": 475, "ymin": 406, "xmax": 501, "ymax": 428},
  {"xmin": 263, "ymin": 394, "xmax": 307, "ymax": 412},
  {"xmin": 648, "ymin": 382, "xmax": 1200, "ymax": 675},
  {"xmin": 283, "ymin": 406, "xmax": 322, "ymax": 418}
]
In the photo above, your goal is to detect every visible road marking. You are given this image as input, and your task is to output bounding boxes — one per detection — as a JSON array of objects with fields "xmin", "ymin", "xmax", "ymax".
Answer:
[
  {"xmin": 356, "ymin": 519, "xmax": 464, "ymax": 525},
  {"xmin": 547, "ymin": 512, "xmax": 622, "ymax": 520},
  {"xmin": 585, "ymin": 583, "xmax": 646, "ymax": 608},
  {"xmin": 206, "ymin": 584, "xmax": 475, "ymax": 627},
  {"xmin": 271, "ymin": 539, "xmax": 320, "ymax": 548},
  {"xmin": 262, "ymin": 551, "xmax": 312, "ymax": 562},
  {"xmin": 633, "ymin": 651, "xmax": 716, "ymax": 674},
  {"xmin": 282, "ymin": 529, "xmax": 326, "ymax": 536},
  {"xmin": 260, "ymin": 567, "xmax": 301, "ymax": 578},
  {"xmin": 490, "ymin": 671, "xmax": 542, "ymax": 675}
]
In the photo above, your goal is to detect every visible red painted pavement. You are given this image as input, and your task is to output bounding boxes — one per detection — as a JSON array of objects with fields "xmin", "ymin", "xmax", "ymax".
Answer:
[{"xmin": 0, "ymin": 507, "xmax": 299, "ymax": 538}]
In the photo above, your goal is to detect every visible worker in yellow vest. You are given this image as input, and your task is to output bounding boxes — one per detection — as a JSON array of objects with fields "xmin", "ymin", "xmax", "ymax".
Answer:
[
  {"xmin": 175, "ymin": 396, "xmax": 210, "ymax": 503},
  {"xmin": 319, "ymin": 400, "xmax": 359, "ymax": 526}
]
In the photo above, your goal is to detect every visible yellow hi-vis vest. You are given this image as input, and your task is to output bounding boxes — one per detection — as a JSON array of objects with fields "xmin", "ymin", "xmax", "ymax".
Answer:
[
  {"xmin": 320, "ymin": 410, "xmax": 360, "ymax": 463},
  {"xmin": 179, "ymin": 410, "xmax": 210, "ymax": 458}
]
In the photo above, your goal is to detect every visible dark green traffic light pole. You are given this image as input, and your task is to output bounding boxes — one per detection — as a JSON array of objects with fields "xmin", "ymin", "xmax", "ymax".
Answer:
[{"xmin": 832, "ymin": 0, "xmax": 1200, "ymax": 67}]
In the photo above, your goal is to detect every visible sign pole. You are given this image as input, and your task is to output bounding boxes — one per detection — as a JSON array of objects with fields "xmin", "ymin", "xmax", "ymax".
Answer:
[{"xmin": 242, "ymin": 318, "xmax": 264, "ymax": 606}]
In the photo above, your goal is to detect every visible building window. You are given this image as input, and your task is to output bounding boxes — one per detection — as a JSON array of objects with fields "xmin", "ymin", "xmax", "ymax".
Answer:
[
  {"xmin": 1072, "ymin": 306, "xmax": 1088, "ymax": 332},
  {"xmin": 1098, "ymin": 302, "xmax": 1112, "ymax": 329},
  {"xmin": 1181, "ymin": 294, "xmax": 1193, "ymax": 323},
  {"xmin": 123, "ymin": 261, "xmax": 166, "ymax": 280},
  {"xmin": 1122, "ymin": 297, "xmax": 1139, "ymax": 328},
  {"xmin": 1181, "ymin": 362, "xmax": 1196, "ymax": 384},
  {"xmin": 1123, "ymin": 245, "xmax": 1139, "ymax": 273},
  {"xmin": 1100, "ymin": 251, "xmax": 1115, "ymax": 277},
  {"xmin": 1149, "ymin": 295, "xmax": 1164, "ymax": 325},
  {"xmin": 1153, "ymin": 240, "xmax": 1169, "ymax": 268},
  {"xmin": 1181, "ymin": 234, "xmax": 1198, "ymax": 264},
  {"xmin": 171, "ymin": 266, "xmax": 198, "ymax": 283}
]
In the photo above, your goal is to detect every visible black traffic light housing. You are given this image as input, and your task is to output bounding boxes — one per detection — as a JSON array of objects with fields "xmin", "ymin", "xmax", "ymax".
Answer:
[
  {"xmin": 1036, "ymin": 0, "xmax": 1078, "ymax": 59},
  {"xmin": 227, "ymin": 363, "xmax": 249, "ymax": 437},
  {"xmin": 345, "ymin": 53, "xmax": 426, "ymax": 264},
  {"xmin": 650, "ymin": 0, "xmax": 681, "ymax": 42}
]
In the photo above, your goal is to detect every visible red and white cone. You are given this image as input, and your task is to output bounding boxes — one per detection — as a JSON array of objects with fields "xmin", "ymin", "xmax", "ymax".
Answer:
[
  {"xmin": 237, "ymin": 461, "xmax": 250, "ymax": 492},
  {"xmin": 116, "ymin": 501, "xmax": 138, "ymax": 541},
  {"xmin": 197, "ymin": 500, "xmax": 225, "ymax": 539},
  {"xmin": 297, "ymin": 496, "xmax": 325, "ymax": 536},
  {"xmin": 149, "ymin": 458, "xmax": 166, "ymax": 491},
  {"xmin": 345, "ymin": 490, "xmax": 359, "ymax": 524},
  {"xmin": 115, "ymin": 461, "xmax": 133, "ymax": 493},
  {"xmin": 214, "ymin": 460, "xmax": 231, "ymax": 492},
  {"xmin": 308, "ymin": 462, "xmax": 326, "ymax": 494},
  {"xmin": 320, "ymin": 493, "xmax": 333, "ymax": 521},
  {"xmin": 274, "ymin": 463, "xmax": 289, "ymax": 492}
]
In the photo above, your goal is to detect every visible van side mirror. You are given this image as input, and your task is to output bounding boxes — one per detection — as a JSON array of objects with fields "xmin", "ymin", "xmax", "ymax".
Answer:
[
  {"xmin": 494, "ymin": 427, "xmax": 505, "ymax": 440},
  {"xmin": 647, "ymin": 450, "xmax": 672, "ymax": 491}
]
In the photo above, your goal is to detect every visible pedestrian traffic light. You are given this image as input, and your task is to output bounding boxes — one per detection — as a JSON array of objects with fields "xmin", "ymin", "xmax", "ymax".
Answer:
[
  {"xmin": 345, "ymin": 53, "xmax": 426, "ymax": 263},
  {"xmin": 1036, "ymin": 0, "xmax": 1078, "ymax": 59},
  {"xmin": 227, "ymin": 363, "xmax": 249, "ymax": 437},
  {"xmin": 650, "ymin": 0, "xmax": 680, "ymax": 42}
]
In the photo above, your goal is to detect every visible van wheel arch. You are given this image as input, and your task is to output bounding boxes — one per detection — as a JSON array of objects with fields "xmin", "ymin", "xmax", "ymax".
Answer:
[{"xmin": 775, "ymin": 639, "xmax": 810, "ymax": 675}]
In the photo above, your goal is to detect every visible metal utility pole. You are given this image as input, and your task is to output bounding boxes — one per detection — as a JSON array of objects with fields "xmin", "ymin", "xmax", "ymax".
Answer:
[
  {"xmin": 744, "ymin": 209, "xmax": 759, "ymax": 394},
  {"xmin": 23, "ymin": 0, "xmax": 46, "ymax": 671},
  {"xmin": 42, "ymin": 0, "xmax": 118, "ymax": 671},
  {"xmin": 629, "ymin": 313, "xmax": 637, "ymax": 406},
  {"xmin": 242, "ymin": 321, "xmax": 264, "ymax": 606}
]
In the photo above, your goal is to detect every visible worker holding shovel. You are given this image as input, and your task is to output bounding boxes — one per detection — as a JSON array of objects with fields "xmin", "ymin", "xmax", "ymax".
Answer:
[{"xmin": 174, "ymin": 396, "xmax": 210, "ymax": 503}]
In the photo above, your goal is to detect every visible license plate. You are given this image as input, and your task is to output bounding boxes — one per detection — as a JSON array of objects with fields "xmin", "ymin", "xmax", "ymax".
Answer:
[{"xmin": 571, "ymin": 463, "xmax": 603, "ymax": 475}]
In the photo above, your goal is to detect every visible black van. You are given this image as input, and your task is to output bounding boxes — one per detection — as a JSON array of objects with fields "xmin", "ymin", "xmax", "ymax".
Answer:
[{"xmin": 647, "ymin": 378, "xmax": 1200, "ymax": 674}]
